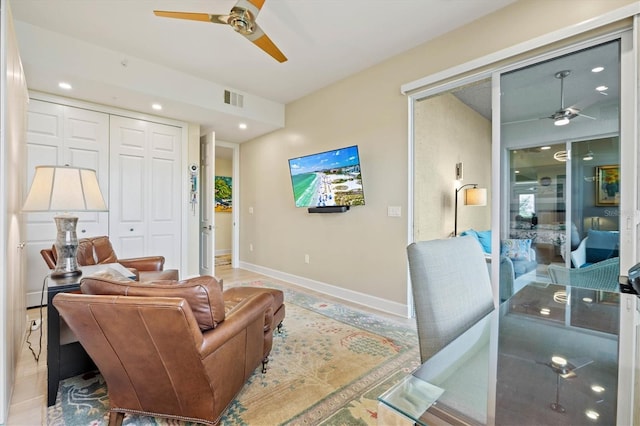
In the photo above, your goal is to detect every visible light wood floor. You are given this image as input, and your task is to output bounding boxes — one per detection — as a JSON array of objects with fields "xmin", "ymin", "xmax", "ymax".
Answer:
[{"xmin": 6, "ymin": 265, "xmax": 413, "ymax": 425}]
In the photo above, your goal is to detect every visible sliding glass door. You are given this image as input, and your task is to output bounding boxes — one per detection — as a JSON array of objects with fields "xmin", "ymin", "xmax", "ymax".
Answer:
[{"xmin": 500, "ymin": 40, "xmax": 620, "ymax": 292}]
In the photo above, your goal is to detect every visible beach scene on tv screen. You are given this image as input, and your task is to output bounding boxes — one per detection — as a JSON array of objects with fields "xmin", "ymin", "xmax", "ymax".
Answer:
[{"xmin": 289, "ymin": 146, "xmax": 365, "ymax": 208}]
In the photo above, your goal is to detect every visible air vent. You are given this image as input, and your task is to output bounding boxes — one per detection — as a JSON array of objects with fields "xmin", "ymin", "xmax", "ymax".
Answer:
[{"xmin": 224, "ymin": 90, "xmax": 244, "ymax": 107}]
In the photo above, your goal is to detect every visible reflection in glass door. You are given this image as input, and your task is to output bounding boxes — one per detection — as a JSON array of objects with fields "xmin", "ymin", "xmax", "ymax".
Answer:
[{"xmin": 500, "ymin": 40, "xmax": 620, "ymax": 298}]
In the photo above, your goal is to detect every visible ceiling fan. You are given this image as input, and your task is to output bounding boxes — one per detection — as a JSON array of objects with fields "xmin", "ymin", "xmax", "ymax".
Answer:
[
  {"xmin": 153, "ymin": 0, "xmax": 287, "ymax": 63},
  {"xmin": 504, "ymin": 70, "xmax": 596, "ymax": 126}
]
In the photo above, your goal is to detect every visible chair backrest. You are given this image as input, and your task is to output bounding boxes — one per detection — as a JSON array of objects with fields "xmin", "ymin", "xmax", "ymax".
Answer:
[
  {"xmin": 548, "ymin": 257, "xmax": 620, "ymax": 292},
  {"xmin": 407, "ymin": 236, "xmax": 495, "ymax": 363},
  {"xmin": 53, "ymin": 293, "xmax": 220, "ymax": 420},
  {"xmin": 40, "ymin": 236, "xmax": 118, "ymax": 269}
]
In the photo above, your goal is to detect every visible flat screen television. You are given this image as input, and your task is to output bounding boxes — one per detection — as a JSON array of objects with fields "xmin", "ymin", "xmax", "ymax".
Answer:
[{"xmin": 288, "ymin": 145, "xmax": 365, "ymax": 208}]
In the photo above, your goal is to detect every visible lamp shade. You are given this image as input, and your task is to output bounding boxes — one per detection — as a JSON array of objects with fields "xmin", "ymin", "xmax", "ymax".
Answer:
[
  {"xmin": 23, "ymin": 165, "xmax": 107, "ymax": 212},
  {"xmin": 464, "ymin": 187, "xmax": 487, "ymax": 206}
]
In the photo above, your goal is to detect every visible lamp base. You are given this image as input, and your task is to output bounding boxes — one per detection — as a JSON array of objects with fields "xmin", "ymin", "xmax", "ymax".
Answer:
[
  {"xmin": 50, "ymin": 269, "xmax": 82, "ymax": 279},
  {"xmin": 52, "ymin": 214, "xmax": 81, "ymax": 278}
]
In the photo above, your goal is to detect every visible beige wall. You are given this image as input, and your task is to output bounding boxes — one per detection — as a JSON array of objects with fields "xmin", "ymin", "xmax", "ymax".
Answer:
[
  {"xmin": 239, "ymin": 0, "xmax": 636, "ymax": 310},
  {"xmin": 214, "ymin": 156, "xmax": 233, "ymax": 254},
  {"xmin": 414, "ymin": 93, "xmax": 492, "ymax": 241},
  {"xmin": 0, "ymin": 1, "xmax": 29, "ymax": 420}
]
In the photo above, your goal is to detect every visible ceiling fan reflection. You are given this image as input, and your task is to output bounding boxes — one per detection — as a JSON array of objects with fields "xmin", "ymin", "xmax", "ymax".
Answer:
[{"xmin": 504, "ymin": 70, "xmax": 596, "ymax": 126}]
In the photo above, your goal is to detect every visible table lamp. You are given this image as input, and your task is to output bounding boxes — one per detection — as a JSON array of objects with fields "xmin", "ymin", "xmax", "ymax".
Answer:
[{"xmin": 23, "ymin": 165, "xmax": 107, "ymax": 278}]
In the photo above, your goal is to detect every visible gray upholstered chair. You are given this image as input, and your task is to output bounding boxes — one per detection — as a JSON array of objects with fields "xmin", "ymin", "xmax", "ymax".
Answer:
[
  {"xmin": 407, "ymin": 236, "xmax": 495, "ymax": 363},
  {"xmin": 547, "ymin": 257, "xmax": 620, "ymax": 292}
]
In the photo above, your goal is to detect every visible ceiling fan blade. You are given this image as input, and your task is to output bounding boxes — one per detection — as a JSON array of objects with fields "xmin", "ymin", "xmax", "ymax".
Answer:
[
  {"xmin": 242, "ymin": 0, "xmax": 266, "ymax": 12},
  {"xmin": 502, "ymin": 117, "xmax": 546, "ymax": 125},
  {"xmin": 243, "ymin": 23, "xmax": 287, "ymax": 63},
  {"xmin": 577, "ymin": 112, "xmax": 596, "ymax": 120},
  {"xmin": 153, "ymin": 10, "xmax": 218, "ymax": 23}
]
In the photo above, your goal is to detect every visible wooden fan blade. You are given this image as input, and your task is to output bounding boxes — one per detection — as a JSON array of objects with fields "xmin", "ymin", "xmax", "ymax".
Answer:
[
  {"xmin": 244, "ymin": 24, "xmax": 287, "ymax": 63},
  {"xmin": 243, "ymin": 0, "xmax": 266, "ymax": 11},
  {"xmin": 153, "ymin": 10, "xmax": 223, "ymax": 24}
]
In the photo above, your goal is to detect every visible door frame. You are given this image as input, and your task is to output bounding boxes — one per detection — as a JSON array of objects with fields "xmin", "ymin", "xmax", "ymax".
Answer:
[
  {"xmin": 215, "ymin": 141, "xmax": 240, "ymax": 268},
  {"xmin": 404, "ymin": 17, "xmax": 639, "ymax": 424}
]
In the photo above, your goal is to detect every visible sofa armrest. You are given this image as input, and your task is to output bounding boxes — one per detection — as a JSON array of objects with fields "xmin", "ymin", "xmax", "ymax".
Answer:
[
  {"xmin": 499, "ymin": 256, "xmax": 515, "ymax": 302},
  {"xmin": 40, "ymin": 248, "xmax": 56, "ymax": 269},
  {"xmin": 118, "ymin": 256, "xmax": 165, "ymax": 271},
  {"xmin": 571, "ymin": 237, "xmax": 587, "ymax": 268}
]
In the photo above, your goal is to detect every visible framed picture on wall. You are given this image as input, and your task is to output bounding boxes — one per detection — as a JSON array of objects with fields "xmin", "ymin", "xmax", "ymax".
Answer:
[
  {"xmin": 595, "ymin": 165, "xmax": 619, "ymax": 206},
  {"xmin": 215, "ymin": 176, "xmax": 232, "ymax": 212}
]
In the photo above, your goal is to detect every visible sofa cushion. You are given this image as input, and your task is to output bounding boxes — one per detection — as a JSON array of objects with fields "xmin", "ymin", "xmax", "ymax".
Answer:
[
  {"xmin": 81, "ymin": 275, "xmax": 225, "ymax": 331},
  {"xmin": 501, "ymin": 239, "xmax": 532, "ymax": 261},
  {"xmin": 585, "ymin": 230, "xmax": 619, "ymax": 263}
]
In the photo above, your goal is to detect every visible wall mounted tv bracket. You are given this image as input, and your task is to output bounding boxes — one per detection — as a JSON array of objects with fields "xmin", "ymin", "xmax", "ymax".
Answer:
[{"xmin": 308, "ymin": 206, "xmax": 350, "ymax": 213}]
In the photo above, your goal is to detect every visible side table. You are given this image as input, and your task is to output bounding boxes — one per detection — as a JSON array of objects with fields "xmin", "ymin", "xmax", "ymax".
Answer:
[{"xmin": 47, "ymin": 264, "xmax": 136, "ymax": 406}]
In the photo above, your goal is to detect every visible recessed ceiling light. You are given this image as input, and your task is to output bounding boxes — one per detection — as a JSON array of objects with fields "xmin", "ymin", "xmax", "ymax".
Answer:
[
  {"xmin": 238, "ymin": 123, "xmax": 247, "ymax": 130},
  {"xmin": 58, "ymin": 82, "xmax": 72, "ymax": 90},
  {"xmin": 596, "ymin": 85, "xmax": 608, "ymax": 92},
  {"xmin": 583, "ymin": 151, "xmax": 594, "ymax": 161},
  {"xmin": 591, "ymin": 66, "xmax": 604, "ymax": 73},
  {"xmin": 591, "ymin": 385, "xmax": 605, "ymax": 393},
  {"xmin": 540, "ymin": 146, "xmax": 551, "ymax": 150},
  {"xmin": 151, "ymin": 103, "xmax": 162, "ymax": 111},
  {"xmin": 514, "ymin": 170, "xmax": 520, "ymax": 174}
]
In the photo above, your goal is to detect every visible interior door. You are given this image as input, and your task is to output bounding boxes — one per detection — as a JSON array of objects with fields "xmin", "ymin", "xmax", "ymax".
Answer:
[
  {"xmin": 109, "ymin": 116, "xmax": 182, "ymax": 269},
  {"xmin": 199, "ymin": 133, "xmax": 215, "ymax": 276}
]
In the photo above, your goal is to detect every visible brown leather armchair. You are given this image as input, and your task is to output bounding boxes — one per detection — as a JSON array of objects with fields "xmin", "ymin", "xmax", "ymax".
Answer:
[
  {"xmin": 53, "ymin": 275, "xmax": 276, "ymax": 426},
  {"xmin": 41, "ymin": 235, "xmax": 179, "ymax": 281}
]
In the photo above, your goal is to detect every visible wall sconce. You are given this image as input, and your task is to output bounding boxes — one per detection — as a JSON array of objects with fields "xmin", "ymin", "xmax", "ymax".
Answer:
[
  {"xmin": 23, "ymin": 165, "xmax": 107, "ymax": 278},
  {"xmin": 454, "ymin": 184, "xmax": 487, "ymax": 236}
]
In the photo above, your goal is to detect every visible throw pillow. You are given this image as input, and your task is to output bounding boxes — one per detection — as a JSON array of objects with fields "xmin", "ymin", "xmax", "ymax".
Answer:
[
  {"xmin": 501, "ymin": 239, "xmax": 532, "ymax": 261},
  {"xmin": 81, "ymin": 275, "xmax": 225, "ymax": 331},
  {"xmin": 460, "ymin": 229, "xmax": 492, "ymax": 254},
  {"xmin": 476, "ymin": 230, "xmax": 492, "ymax": 254},
  {"xmin": 585, "ymin": 230, "xmax": 619, "ymax": 263}
]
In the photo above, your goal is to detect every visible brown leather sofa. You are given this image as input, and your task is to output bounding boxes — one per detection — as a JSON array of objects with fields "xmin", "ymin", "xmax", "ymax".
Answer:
[
  {"xmin": 41, "ymin": 235, "xmax": 179, "ymax": 281},
  {"xmin": 53, "ymin": 274, "xmax": 281, "ymax": 425}
]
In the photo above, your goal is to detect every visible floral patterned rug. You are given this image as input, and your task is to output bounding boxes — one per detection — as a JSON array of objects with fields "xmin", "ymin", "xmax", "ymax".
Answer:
[{"xmin": 48, "ymin": 280, "xmax": 419, "ymax": 425}]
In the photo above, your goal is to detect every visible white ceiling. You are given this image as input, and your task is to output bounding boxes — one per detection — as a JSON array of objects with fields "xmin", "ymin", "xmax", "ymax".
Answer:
[{"xmin": 10, "ymin": 0, "xmax": 516, "ymax": 143}]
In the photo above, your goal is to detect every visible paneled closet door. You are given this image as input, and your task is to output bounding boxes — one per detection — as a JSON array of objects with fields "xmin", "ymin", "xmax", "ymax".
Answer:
[
  {"xmin": 25, "ymin": 100, "xmax": 109, "ymax": 307},
  {"xmin": 109, "ymin": 116, "xmax": 182, "ymax": 270}
]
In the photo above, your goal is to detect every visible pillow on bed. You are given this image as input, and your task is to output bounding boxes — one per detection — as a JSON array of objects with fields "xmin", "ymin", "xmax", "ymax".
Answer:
[
  {"xmin": 500, "ymin": 239, "xmax": 532, "ymax": 261},
  {"xmin": 80, "ymin": 275, "xmax": 225, "ymax": 331}
]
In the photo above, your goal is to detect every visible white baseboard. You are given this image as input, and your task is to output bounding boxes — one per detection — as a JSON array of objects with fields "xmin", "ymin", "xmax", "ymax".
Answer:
[
  {"xmin": 239, "ymin": 261, "xmax": 409, "ymax": 318},
  {"xmin": 215, "ymin": 249, "xmax": 231, "ymax": 256}
]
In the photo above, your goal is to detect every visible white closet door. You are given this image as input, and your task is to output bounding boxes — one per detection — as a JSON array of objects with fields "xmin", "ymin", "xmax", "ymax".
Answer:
[
  {"xmin": 25, "ymin": 100, "xmax": 109, "ymax": 307},
  {"xmin": 109, "ymin": 116, "xmax": 182, "ymax": 269},
  {"xmin": 63, "ymin": 105, "xmax": 110, "ymax": 237}
]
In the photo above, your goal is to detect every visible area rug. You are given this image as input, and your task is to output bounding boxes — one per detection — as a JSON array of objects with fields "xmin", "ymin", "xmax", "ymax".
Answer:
[{"xmin": 47, "ymin": 280, "xmax": 419, "ymax": 425}]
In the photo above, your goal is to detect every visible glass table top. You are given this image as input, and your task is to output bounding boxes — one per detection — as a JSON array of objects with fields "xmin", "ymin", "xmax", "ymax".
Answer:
[{"xmin": 378, "ymin": 282, "xmax": 620, "ymax": 425}]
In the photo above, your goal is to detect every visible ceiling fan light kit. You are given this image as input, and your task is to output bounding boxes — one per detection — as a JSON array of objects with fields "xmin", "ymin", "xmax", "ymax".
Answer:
[{"xmin": 154, "ymin": 0, "xmax": 287, "ymax": 63}]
